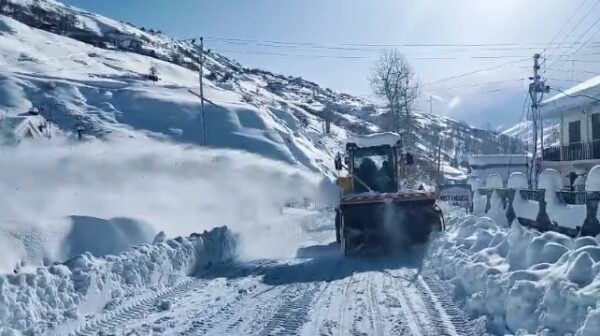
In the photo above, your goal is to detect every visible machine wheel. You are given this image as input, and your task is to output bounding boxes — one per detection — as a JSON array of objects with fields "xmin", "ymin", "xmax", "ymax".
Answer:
[
  {"xmin": 334, "ymin": 209, "xmax": 341, "ymax": 244},
  {"xmin": 341, "ymin": 234, "xmax": 352, "ymax": 256},
  {"xmin": 340, "ymin": 216, "xmax": 353, "ymax": 256}
]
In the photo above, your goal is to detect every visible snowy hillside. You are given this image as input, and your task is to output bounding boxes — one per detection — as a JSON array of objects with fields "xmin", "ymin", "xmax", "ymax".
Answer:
[
  {"xmin": 0, "ymin": 0, "xmax": 522, "ymax": 180},
  {"xmin": 503, "ymin": 120, "xmax": 560, "ymax": 150}
]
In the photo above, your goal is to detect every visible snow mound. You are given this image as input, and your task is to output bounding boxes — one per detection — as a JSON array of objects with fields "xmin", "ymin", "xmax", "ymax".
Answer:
[
  {"xmin": 486, "ymin": 174, "xmax": 504, "ymax": 188},
  {"xmin": 430, "ymin": 215, "xmax": 600, "ymax": 335},
  {"xmin": 0, "ymin": 215, "xmax": 155, "ymax": 274},
  {"xmin": 63, "ymin": 216, "xmax": 156, "ymax": 259},
  {"xmin": 507, "ymin": 172, "xmax": 528, "ymax": 189},
  {"xmin": 586, "ymin": 165, "xmax": 600, "ymax": 191},
  {"xmin": 0, "ymin": 226, "xmax": 237, "ymax": 334},
  {"xmin": 348, "ymin": 132, "xmax": 401, "ymax": 148}
]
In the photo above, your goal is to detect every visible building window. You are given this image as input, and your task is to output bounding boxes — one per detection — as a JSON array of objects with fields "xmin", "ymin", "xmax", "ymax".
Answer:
[
  {"xmin": 569, "ymin": 120, "xmax": 581, "ymax": 144},
  {"xmin": 592, "ymin": 113, "xmax": 600, "ymax": 141}
]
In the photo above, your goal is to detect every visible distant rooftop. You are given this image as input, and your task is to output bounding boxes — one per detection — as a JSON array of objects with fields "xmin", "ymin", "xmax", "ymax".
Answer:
[{"xmin": 542, "ymin": 74, "xmax": 600, "ymax": 118}]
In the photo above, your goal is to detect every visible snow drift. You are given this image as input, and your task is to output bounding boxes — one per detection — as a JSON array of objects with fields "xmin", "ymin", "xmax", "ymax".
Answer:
[
  {"xmin": 0, "ymin": 226, "xmax": 237, "ymax": 335},
  {"xmin": 429, "ymin": 214, "xmax": 600, "ymax": 335},
  {"xmin": 0, "ymin": 137, "xmax": 336, "ymax": 272}
]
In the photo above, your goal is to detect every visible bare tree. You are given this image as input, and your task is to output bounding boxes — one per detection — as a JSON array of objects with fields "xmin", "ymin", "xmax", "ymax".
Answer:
[{"xmin": 370, "ymin": 49, "xmax": 418, "ymax": 145}]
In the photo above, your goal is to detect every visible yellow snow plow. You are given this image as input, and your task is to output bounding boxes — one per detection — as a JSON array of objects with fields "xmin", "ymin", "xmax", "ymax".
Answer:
[{"xmin": 333, "ymin": 132, "xmax": 444, "ymax": 256}]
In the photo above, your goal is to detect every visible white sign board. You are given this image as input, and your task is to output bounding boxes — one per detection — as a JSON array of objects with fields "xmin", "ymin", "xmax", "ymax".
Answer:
[{"xmin": 439, "ymin": 184, "xmax": 472, "ymax": 209}]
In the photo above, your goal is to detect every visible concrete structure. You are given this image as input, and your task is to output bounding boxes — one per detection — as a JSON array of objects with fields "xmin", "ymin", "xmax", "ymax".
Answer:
[
  {"xmin": 468, "ymin": 154, "xmax": 529, "ymax": 187},
  {"xmin": 541, "ymin": 75, "xmax": 600, "ymax": 188}
]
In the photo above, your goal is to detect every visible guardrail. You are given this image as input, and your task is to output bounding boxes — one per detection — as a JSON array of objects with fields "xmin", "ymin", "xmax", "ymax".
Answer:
[{"xmin": 475, "ymin": 188, "xmax": 600, "ymax": 237}]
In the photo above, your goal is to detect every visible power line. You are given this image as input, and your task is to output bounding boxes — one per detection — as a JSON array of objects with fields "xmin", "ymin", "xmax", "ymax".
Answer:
[
  {"xmin": 571, "ymin": 59, "xmax": 600, "ymax": 63},
  {"xmin": 541, "ymin": 0, "xmax": 590, "ymax": 55},
  {"xmin": 212, "ymin": 49, "xmax": 373, "ymax": 59},
  {"xmin": 544, "ymin": 0, "xmax": 600, "ymax": 71},
  {"xmin": 205, "ymin": 36, "xmax": 600, "ymax": 48},
  {"xmin": 213, "ymin": 48, "xmax": 544, "ymax": 60},
  {"xmin": 546, "ymin": 77, "xmax": 582, "ymax": 83},
  {"xmin": 422, "ymin": 58, "xmax": 529, "ymax": 87},
  {"xmin": 549, "ymin": 86, "xmax": 600, "ymax": 102},
  {"xmin": 445, "ymin": 84, "xmax": 524, "ymax": 97},
  {"xmin": 438, "ymin": 78, "xmax": 526, "ymax": 90},
  {"xmin": 562, "ymin": 18, "xmax": 600, "ymax": 59},
  {"xmin": 207, "ymin": 38, "xmax": 600, "ymax": 52},
  {"xmin": 546, "ymin": 15, "xmax": 600, "ymax": 74}
]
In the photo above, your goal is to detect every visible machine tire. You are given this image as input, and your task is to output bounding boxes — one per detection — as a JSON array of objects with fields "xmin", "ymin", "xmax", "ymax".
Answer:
[
  {"xmin": 335, "ymin": 209, "xmax": 341, "ymax": 244},
  {"xmin": 341, "ymin": 235, "xmax": 352, "ymax": 257},
  {"xmin": 340, "ymin": 218, "xmax": 353, "ymax": 256}
]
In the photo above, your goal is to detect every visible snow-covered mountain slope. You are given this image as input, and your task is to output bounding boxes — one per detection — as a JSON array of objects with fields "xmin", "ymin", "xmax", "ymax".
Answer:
[
  {"xmin": 502, "ymin": 120, "xmax": 560, "ymax": 150},
  {"xmin": 0, "ymin": 0, "xmax": 523, "ymax": 180}
]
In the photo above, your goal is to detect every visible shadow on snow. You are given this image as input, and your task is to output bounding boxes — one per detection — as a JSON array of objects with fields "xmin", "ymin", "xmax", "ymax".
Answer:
[{"xmin": 193, "ymin": 241, "xmax": 428, "ymax": 286}]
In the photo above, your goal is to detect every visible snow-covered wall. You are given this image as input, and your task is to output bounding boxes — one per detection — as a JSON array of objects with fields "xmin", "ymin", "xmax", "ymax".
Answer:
[
  {"xmin": 0, "ymin": 226, "xmax": 237, "ymax": 335},
  {"xmin": 430, "ymin": 215, "xmax": 600, "ymax": 335}
]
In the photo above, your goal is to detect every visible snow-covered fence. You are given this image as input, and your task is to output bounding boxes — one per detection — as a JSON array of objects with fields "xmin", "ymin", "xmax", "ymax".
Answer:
[
  {"xmin": 476, "ymin": 171, "xmax": 600, "ymax": 237},
  {"xmin": 0, "ymin": 226, "xmax": 238, "ymax": 334}
]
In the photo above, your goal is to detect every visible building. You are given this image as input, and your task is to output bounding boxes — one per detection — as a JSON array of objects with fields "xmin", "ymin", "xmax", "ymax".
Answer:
[
  {"xmin": 0, "ymin": 114, "xmax": 47, "ymax": 145},
  {"xmin": 540, "ymin": 75, "xmax": 600, "ymax": 188},
  {"xmin": 468, "ymin": 154, "xmax": 529, "ymax": 186}
]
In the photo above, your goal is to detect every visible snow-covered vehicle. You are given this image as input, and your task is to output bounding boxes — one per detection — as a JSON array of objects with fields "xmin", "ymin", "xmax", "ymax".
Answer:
[{"xmin": 334, "ymin": 132, "xmax": 444, "ymax": 255}]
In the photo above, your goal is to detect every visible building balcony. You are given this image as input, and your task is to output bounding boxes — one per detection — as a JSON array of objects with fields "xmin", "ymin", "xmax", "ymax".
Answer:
[{"xmin": 542, "ymin": 140, "xmax": 600, "ymax": 161}]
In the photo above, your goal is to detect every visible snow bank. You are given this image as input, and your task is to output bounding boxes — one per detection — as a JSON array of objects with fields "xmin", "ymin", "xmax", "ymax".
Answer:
[
  {"xmin": 429, "ymin": 215, "xmax": 600, "ymax": 335},
  {"xmin": 0, "ymin": 226, "xmax": 237, "ymax": 334}
]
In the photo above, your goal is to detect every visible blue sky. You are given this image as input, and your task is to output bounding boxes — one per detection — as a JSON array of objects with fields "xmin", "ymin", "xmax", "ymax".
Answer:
[{"xmin": 61, "ymin": 0, "xmax": 600, "ymax": 129}]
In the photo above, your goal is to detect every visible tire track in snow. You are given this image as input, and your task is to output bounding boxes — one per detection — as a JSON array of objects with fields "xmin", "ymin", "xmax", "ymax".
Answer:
[
  {"xmin": 70, "ymin": 277, "xmax": 207, "ymax": 336},
  {"xmin": 384, "ymin": 268, "xmax": 474, "ymax": 336},
  {"xmin": 386, "ymin": 271, "xmax": 426, "ymax": 336},
  {"xmin": 366, "ymin": 273, "xmax": 385, "ymax": 336},
  {"xmin": 300, "ymin": 272, "xmax": 353, "ymax": 336},
  {"xmin": 256, "ymin": 282, "xmax": 321, "ymax": 336},
  {"xmin": 179, "ymin": 279, "xmax": 266, "ymax": 335},
  {"xmin": 416, "ymin": 270, "xmax": 476, "ymax": 336},
  {"xmin": 338, "ymin": 275, "xmax": 359, "ymax": 336}
]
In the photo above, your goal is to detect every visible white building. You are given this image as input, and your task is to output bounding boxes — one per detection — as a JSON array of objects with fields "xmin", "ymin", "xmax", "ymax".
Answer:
[
  {"xmin": 468, "ymin": 154, "xmax": 529, "ymax": 187},
  {"xmin": 541, "ymin": 75, "xmax": 600, "ymax": 188}
]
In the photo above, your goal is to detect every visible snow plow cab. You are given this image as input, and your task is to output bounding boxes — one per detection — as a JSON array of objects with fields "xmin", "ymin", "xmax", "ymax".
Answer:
[{"xmin": 334, "ymin": 132, "xmax": 443, "ymax": 256}]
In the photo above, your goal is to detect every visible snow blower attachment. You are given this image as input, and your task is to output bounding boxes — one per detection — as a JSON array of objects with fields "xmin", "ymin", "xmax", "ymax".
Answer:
[{"xmin": 334, "ymin": 132, "xmax": 443, "ymax": 256}]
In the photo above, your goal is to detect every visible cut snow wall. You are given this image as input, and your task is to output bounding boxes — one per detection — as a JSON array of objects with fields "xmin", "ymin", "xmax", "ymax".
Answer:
[
  {"xmin": 0, "ymin": 226, "xmax": 237, "ymax": 334},
  {"xmin": 429, "ymin": 214, "xmax": 600, "ymax": 335}
]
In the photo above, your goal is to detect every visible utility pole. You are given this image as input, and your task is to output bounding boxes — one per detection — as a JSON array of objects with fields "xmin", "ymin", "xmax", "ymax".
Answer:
[
  {"xmin": 433, "ymin": 124, "xmax": 443, "ymax": 183},
  {"xmin": 198, "ymin": 37, "xmax": 207, "ymax": 146},
  {"xmin": 528, "ymin": 53, "xmax": 550, "ymax": 189},
  {"xmin": 429, "ymin": 95, "xmax": 433, "ymax": 114}
]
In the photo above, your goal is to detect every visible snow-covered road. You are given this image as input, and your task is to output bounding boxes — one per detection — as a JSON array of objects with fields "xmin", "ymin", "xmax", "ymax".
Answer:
[{"xmin": 64, "ymin": 246, "xmax": 477, "ymax": 336}]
